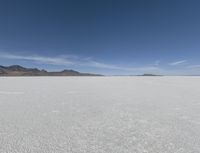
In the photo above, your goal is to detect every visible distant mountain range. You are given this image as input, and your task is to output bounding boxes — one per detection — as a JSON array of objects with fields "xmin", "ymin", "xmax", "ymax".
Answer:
[
  {"xmin": 0, "ymin": 65, "xmax": 102, "ymax": 76},
  {"xmin": 138, "ymin": 74, "xmax": 163, "ymax": 76}
]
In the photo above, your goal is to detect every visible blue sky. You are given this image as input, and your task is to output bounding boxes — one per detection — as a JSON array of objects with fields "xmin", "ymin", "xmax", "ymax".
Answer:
[{"xmin": 0, "ymin": 0, "xmax": 200, "ymax": 75}]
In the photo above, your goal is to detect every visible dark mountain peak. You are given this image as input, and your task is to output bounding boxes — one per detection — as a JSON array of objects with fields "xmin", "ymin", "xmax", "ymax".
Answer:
[
  {"xmin": 61, "ymin": 69, "xmax": 80, "ymax": 74},
  {"xmin": 7, "ymin": 65, "xmax": 27, "ymax": 71},
  {"xmin": 0, "ymin": 66, "xmax": 6, "ymax": 70},
  {"xmin": 41, "ymin": 69, "xmax": 47, "ymax": 73},
  {"xmin": 141, "ymin": 74, "xmax": 162, "ymax": 76},
  {"xmin": 28, "ymin": 68, "xmax": 40, "ymax": 72},
  {"xmin": 0, "ymin": 65, "xmax": 101, "ymax": 76}
]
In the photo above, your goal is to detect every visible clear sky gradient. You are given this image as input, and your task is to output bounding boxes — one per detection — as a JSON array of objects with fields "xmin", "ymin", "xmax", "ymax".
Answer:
[{"xmin": 0, "ymin": 0, "xmax": 200, "ymax": 75}]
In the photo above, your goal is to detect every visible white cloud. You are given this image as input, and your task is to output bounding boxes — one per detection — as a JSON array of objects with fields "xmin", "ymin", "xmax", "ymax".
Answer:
[
  {"xmin": 84, "ymin": 60, "xmax": 161, "ymax": 72},
  {"xmin": 153, "ymin": 60, "xmax": 160, "ymax": 66},
  {"xmin": 0, "ymin": 53, "xmax": 74, "ymax": 65},
  {"xmin": 0, "ymin": 52, "xmax": 162, "ymax": 74},
  {"xmin": 169, "ymin": 60, "xmax": 187, "ymax": 66},
  {"xmin": 85, "ymin": 61, "xmax": 123, "ymax": 70},
  {"xmin": 187, "ymin": 65, "xmax": 200, "ymax": 69}
]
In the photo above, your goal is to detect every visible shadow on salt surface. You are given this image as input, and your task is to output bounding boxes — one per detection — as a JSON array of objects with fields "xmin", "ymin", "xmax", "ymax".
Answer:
[{"xmin": 0, "ymin": 91, "xmax": 24, "ymax": 95}]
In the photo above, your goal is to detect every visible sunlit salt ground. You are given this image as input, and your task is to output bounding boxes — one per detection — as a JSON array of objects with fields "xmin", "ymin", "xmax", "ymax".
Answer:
[{"xmin": 0, "ymin": 77, "xmax": 200, "ymax": 153}]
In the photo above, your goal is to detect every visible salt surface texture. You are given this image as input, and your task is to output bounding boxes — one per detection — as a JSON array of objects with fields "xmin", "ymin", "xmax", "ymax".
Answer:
[{"xmin": 0, "ymin": 77, "xmax": 200, "ymax": 153}]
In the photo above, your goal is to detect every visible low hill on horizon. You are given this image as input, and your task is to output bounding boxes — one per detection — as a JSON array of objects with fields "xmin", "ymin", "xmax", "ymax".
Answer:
[{"xmin": 0, "ymin": 65, "xmax": 102, "ymax": 76}]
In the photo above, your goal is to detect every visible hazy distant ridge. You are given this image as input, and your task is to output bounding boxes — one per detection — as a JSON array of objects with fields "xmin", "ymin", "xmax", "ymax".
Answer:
[{"xmin": 0, "ymin": 65, "xmax": 102, "ymax": 76}]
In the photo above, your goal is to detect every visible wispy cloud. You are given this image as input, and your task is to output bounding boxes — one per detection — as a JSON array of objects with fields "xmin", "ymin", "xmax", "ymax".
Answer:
[
  {"xmin": 154, "ymin": 60, "xmax": 160, "ymax": 66},
  {"xmin": 169, "ymin": 60, "xmax": 187, "ymax": 66},
  {"xmin": 85, "ymin": 60, "xmax": 161, "ymax": 73},
  {"xmin": 187, "ymin": 65, "xmax": 200, "ymax": 69},
  {"xmin": 0, "ymin": 53, "xmax": 74, "ymax": 65},
  {"xmin": 0, "ymin": 52, "xmax": 162, "ymax": 74},
  {"xmin": 84, "ymin": 61, "xmax": 123, "ymax": 70}
]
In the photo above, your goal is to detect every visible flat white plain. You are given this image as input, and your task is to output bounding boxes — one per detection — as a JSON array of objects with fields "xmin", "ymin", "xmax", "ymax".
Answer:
[{"xmin": 0, "ymin": 77, "xmax": 200, "ymax": 153}]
